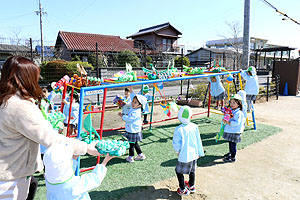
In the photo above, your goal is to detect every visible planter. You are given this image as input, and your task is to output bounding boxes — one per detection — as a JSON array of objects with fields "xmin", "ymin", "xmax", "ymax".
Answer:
[
  {"xmin": 188, "ymin": 99, "xmax": 202, "ymax": 107},
  {"xmin": 176, "ymin": 100, "xmax": 189, "ymax": 105}
]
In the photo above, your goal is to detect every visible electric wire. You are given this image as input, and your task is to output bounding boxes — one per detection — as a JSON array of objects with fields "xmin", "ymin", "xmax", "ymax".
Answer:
[{"xmin": 260, "ymin": 0, "xmax": 300, "ymax": 26}]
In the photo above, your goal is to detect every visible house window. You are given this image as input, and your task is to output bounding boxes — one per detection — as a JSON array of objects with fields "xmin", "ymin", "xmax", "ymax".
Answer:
[
  {"xmin": 82, "ymin": 56, "xmax": 88, "ymax": 62},
  {"xmin": 162, "ymin": 38, "xmax": 173, "ymax": 51}
]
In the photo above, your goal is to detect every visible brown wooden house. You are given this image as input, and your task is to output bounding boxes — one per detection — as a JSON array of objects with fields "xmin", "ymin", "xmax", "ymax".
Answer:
[{"xmin": 127, "ymin": 22, "xmax": 182, "ymax": 54}]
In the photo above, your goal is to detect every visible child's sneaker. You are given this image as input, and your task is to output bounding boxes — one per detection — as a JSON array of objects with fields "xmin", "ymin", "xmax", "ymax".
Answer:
[
  {"xmin": 134, "ymin": 154, "xmax": 146, "ymax": 161},
  {"xmin": 223, "ymin": 153, "xmax": 231, "ymax": 159},
  {"xmin": 223, "ymin": 156, "xmax": 236, "ymax": 162},
  {"xmin": 125, "ymin": 156, "xmax": 134, "ymax": 163},
  {"xmin": 177, "ymin": 187, "xmax": 190, "ymax": 196},
  {"xmin": 184, "ymin": 181, "xmax": 196, "ymax": 193}
]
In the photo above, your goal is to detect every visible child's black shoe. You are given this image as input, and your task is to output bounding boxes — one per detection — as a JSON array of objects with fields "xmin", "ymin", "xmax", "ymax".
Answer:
[{"xmin": 223, "ymin": 156, "xmax": 235, "ymax": 162}]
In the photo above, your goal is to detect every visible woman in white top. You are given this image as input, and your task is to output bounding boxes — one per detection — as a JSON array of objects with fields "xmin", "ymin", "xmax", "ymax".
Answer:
[{"xmin": 0, "ymin": 56, "xmax": 100, "ymax": 199}]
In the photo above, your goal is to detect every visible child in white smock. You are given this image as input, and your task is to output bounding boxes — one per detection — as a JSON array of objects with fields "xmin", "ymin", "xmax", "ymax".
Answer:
[
  {"xmin": 43, "ymin": 143, "xmax": 114, "ymax": 200},
  {"xmin": 118, "ymin": 86, "xmax": 147, "ymax": 163},
  {"xmin": 240, "ymin": 66, "xmax": 259, "ymax": 112},
  {"xmin": 222, "ymin": 94, "xmax": 246, "ymax": 162},
  {"xmin": 172, "ymin": 106, "xmax": 205, "ymax": 196},
  {"xmin": 208, "ymin": 76, "xmax": 226, "ymax": 110}
]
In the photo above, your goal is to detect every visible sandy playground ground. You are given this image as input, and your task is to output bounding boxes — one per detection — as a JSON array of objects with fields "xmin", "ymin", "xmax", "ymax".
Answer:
[{"xmin": 109, "ymin": 96, "xmax": 300, "ymax": 200}]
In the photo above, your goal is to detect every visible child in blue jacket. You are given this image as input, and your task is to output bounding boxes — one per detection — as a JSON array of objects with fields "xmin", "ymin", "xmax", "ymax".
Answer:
[
  {"xmin": 118, "ymin": 86, "xmax": 147, "ymax": 163},
  {"xmin": 240, "ymin": 66, "xmax": 259, "ymax": 112},
  {"xmin": 172, "ymin": 106, "xmax": 205, "ymax": 196},
  {"xmin": 208, "ymin": 76, "xmax": 226, "ymax": 110},
  {"xmin": 222, "ymin": 94, "xmax": 246, "ymax": 162},
  {"xmin": 139, "ymin": 85, "xmax": 152, "ymax": 124},
  {"xmin": 43, "ymin": 143, "xmax": 114, "ymax": 200}
]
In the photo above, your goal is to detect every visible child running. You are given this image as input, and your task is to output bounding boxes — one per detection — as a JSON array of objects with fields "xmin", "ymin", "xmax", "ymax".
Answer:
[
  {"xmin": 222, "ymin": 94, "xmax": 246, "ymax": 162},
  {"xmin": 172, "ymin": 106, "xmax": 205, "ymax": 196},
  {"xmin": 118, "ymin": 86, "xmax": 147, "ymax": 163},
  {"xmin": 208, "ymin": 76, "xmax": 226, "ymax": 110},
  {"xmin": 43, "ymin": 143, "xmax": 114, "ymax": 199},
  {"xmin": 240, "ymin": 66, "xmax": 259, "ymax": 112}
]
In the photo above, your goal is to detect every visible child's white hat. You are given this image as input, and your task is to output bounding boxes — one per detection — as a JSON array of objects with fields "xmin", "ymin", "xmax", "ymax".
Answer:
[
  {"xmin": 135, "ymin": 94, "xmax": 147, "ymax": 110},
  {"xmin": 237, "ymin": 90, "xmax": 246, "ymax": 103},
  {"xmin": 178, "ymin": 106, "xmax": 193, "ymax": 124},
  {"xmin": 231, "ymin": 94, "xmax": 243, "ymax": 101},
  {"xmin": 43, "ymin": 143, "xmax": 74, "ymax": 184}
]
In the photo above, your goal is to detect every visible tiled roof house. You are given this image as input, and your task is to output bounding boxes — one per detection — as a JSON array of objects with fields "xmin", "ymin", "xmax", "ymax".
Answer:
[{"xmin": 55, "ymin": 31, "xmax": 136, "ymax": 61}]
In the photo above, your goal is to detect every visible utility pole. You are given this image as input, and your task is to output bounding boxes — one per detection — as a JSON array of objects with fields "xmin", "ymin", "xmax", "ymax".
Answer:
[
  {"xmin": 35, "ymin": 0, "xmax": 47, "ymax": 62},
  {"xmin": 242, "ymin": 0, "xmax": 250, "ymax": 69}
]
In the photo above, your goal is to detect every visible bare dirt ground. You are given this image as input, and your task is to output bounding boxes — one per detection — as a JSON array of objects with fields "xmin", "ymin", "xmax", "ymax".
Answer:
[{"xmin": 117, "ymin": 96, "xmax": 300, "ymax": 200}]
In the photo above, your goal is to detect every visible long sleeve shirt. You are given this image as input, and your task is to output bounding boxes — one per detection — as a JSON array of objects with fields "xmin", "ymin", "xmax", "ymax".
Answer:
[
  {"xmin": 0, "ymin": 95, "xmax": 87, "ymax": 181},
  {"xmin": 122, "ymin": 96, "xmax": 131, "ymax": 115},
  {"xmin": 208, "ymin": 76, "xmax": 225, "ymax": 97},
  {"xmin": 172, "ymin": 122, "xmax": 205, "ymax": 163},
  {"xmin": 241, "ymin": 70, "xmax": 259, "ymax": 95},
  {"xmin": 224, "ymin": 108, "xmax": 245, "ymax": 133},
  {"xmin": 122, "ymin": 108, "xmax": 142, "ymax": 133},
  {"xmin": 63, "ymin": 102, "xmax": 79, "ymax": 125},
  {"xmin": 45, "ymin": 164, "xmax": 107, "ymax": 200}
]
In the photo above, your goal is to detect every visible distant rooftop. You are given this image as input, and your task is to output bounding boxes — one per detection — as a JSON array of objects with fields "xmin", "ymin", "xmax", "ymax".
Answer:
[
  {"xmin": 127, "ymin": 22, "xmax": 182, "ymax": 38},
  {"xmin": 56, "ymin": 31, "xmax": 135, "ymax": 52}
]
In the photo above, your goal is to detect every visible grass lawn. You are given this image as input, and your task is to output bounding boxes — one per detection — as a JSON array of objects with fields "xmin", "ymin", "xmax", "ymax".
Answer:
[{"xmin": 34, "ymin": 114, "xmax": 281, "ymax": 199}]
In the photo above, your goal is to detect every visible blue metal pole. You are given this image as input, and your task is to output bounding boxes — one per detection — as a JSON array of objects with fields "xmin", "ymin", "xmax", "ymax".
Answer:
[
  {"xmin": 75, "ymin": 87, "xmax": 85, "ymax": 176},
  {"xmin": 251, "ymin": 104, "xmax": 257, "ymax": 130},
  {"xmin": 83, "ymin": 71, "xmax": 241, "ymax": 92}
]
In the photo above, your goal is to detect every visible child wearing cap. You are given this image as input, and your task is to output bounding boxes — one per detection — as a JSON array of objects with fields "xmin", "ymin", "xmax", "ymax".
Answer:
[
  {"xmin": 118, "ymin": 86, "xmax": 147, "ymax": 163},
  {"xmin": 43, "ymin": 143, "xmax": 114, "ymax": 199},
  {"xmin": 239, "ymin": 66, "xmax": 259, "ymax": 112},
  {"xmin": 208, "ymin": 76, "xmax": 226, "ymax": 110},
  {"xmin": 139, "ymin": 85, "xmax": 152, "ymax": 124},
  {"xmin": 122, "ymin": 88, "xmax": 132, "ymax": 115},
  {"xmin": 172, "ymin": 106, "xmax": 205, "ymax": 196},
  {"xmin": 222, "ymin": 94, "xmax": 246, "ymax": 162}
]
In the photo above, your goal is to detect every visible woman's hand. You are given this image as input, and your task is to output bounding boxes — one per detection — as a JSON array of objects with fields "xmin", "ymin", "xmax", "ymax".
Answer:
[
  {"xmin": 101, "ymin": 153, "xmax": 116, "ymax": 166},
  {"xmin": 118, "ymin": 112, "xmax": 123, "ymax": 117},
  {"xmin": 86, "ymin": 142, "xmax": 101, "ymax": 157}
]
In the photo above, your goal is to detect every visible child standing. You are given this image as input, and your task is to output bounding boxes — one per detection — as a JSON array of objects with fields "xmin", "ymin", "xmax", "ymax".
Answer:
[
  {"xmin": 43, "ymin": 143, "xmax": 114, "ymax": 199},
  {"xmin": 118, "ymin": 86, "xmax": 147, "ymax": 163},
  {"xmin": 63, "ymin": 93, "xmax": 80, "ymax": 136},
  {"xmin": 240, "ymin": 66, "xmax": 259, "ymax": 112},
  {"xmin": 172, "ymin": 106, "xmax": 205, "ymax": 196},
  {"xmin": 122, "ymin": 88, "xmax": 132, "ymax": 115},
  {"xmin": 208, "ymin": 76, "xmax": 226, "ymax": 110},
  {"xmin": 222, "ymin": 94, "xmax": 245, "ymax": 162},
  {"xmin": 139, "ymin": 85, "xmax": 152, "ymax": 124}
]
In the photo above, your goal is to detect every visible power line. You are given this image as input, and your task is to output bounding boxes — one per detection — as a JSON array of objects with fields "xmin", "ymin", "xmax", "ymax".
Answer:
[
  {"xmin": 260, "ymin": 0, "xmax": 300, "ymax": 26},
  {"xmin": 0, "ymin": 12, "xmax": 34, "ymax": 23}
]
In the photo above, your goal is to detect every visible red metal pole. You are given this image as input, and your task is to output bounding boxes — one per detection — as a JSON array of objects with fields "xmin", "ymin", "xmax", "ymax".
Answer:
[
  {"xmin": 100, "ymin": 111, "xmax": 208, "ymax": 132},
  {"xmin": 80, "ymin": 166, "xmax": 96, "ymax": 173},
  {"xmin": 67, "ymin": 88, "xmax": 74, "ymax": 137},
  {"xmin": 60, "ymin": 81, "xmax": 67, "ymax": 113},
  {"xmin": 99, "ymin": 88, "xmax": 107, "ymax": 140}
]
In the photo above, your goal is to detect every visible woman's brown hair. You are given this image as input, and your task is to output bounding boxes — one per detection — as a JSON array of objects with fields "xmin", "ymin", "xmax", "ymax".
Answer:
[{"xmin": 0, "ymin": 56, "xmax": 45, "ymax": 107}]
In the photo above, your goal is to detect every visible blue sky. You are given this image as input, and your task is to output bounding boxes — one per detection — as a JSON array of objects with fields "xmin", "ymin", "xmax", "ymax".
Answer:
[{"xmin": 1, "ymin": 0, "xmax": 300, "ymax": 54}]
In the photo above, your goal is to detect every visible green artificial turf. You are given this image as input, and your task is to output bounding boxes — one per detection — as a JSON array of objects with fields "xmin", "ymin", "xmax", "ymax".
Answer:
[{"xmin": 34, "ymin": 115, "xmax": 281, "ymax": 200}]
